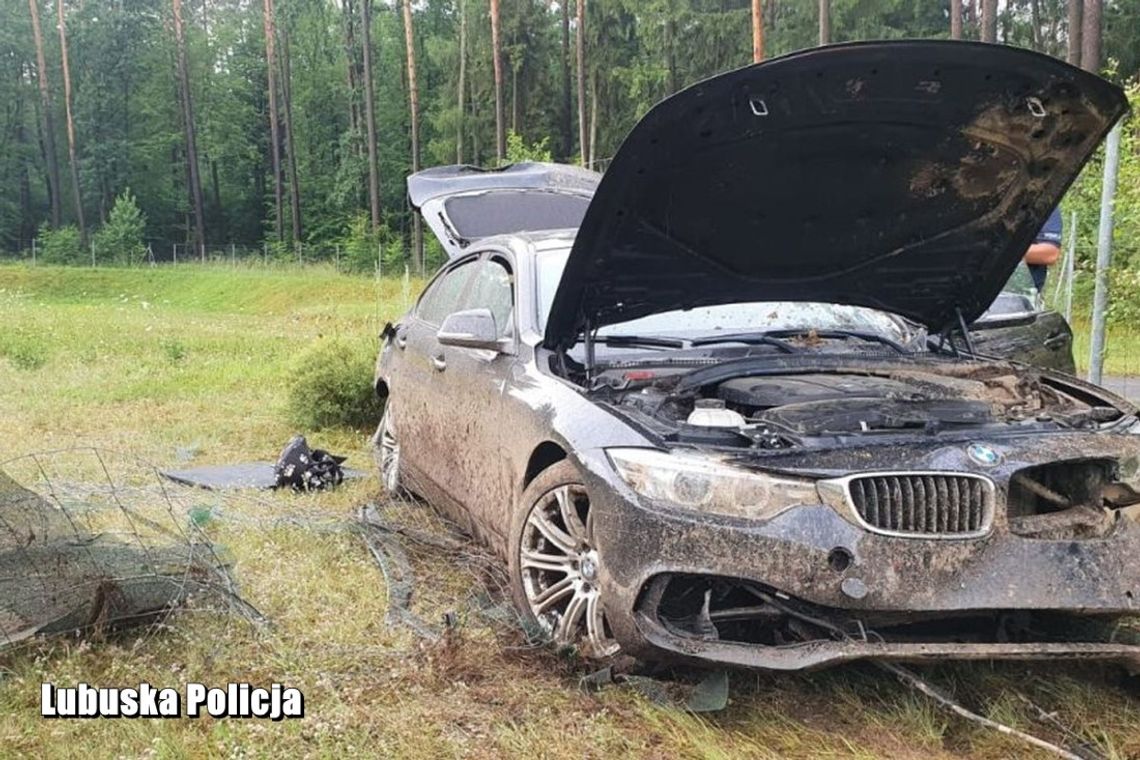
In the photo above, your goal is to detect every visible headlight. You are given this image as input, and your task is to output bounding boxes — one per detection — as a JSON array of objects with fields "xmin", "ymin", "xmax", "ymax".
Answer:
[{"xmin": 606, "ymin": 447, "xmax": 819, "ymax": 520}]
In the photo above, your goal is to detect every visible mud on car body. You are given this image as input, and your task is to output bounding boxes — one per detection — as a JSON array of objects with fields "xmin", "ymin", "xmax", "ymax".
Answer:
[{"xmin": 374, "ymin": 41, "xmax": 1140, "ymax": 670}]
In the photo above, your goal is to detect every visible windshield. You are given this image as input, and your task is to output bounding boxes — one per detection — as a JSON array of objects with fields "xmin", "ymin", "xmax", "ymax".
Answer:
[
  {"xmin": 536, "ymin": 248, "xmax": 913, "ymax": 342},
  {"xmin": 978, "ymin": 262, "xmax": 1043, "ymax": 321}
]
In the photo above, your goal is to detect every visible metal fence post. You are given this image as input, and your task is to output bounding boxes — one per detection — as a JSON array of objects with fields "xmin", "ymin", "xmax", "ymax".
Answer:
[
  {"xmin": 31, "ymin": 238, "xmax": 36, "ymax": 265},
  {"xmin": 1088, "ymin": 122, "xmax": 1123, "ymax": 386},
  {"xmin": 91, "ymin": 240, "xmax": 95, "ymax": 268},
  {"xmin": 335, "ymin": 244, "xmax": 340, "ymax": 272},
  {"xmin": 231, "ymin": 243, "xmax": 236, "ymax": 266},
  {"xmin": 1063, "ymin": 211, "xmax": 1076, "ymax": 323}
]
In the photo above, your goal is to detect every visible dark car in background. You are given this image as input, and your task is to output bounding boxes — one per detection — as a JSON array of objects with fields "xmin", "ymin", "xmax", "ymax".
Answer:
[
  {"xmin": 373, "ymin": 42, "xmax": 1140, "ymax": 671},
  {"xmin": 972, "ymin": 263, "xmax": 1075, "ymax": 373}
]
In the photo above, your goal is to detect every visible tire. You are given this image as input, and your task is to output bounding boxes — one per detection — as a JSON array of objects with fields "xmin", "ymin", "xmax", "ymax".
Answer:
[
  {"xmin": 508, "ymin": 460, "xmax": 620, "ymax": 658},
  {"xmin": 373, "ymin": 401, "xmax": 405, "ymax": 497}
]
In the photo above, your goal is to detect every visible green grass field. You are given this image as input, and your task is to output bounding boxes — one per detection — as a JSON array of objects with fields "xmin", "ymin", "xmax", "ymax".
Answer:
[{"xmin": 1, "ymin": 264, "xmax": 1139, "ymax": 759}]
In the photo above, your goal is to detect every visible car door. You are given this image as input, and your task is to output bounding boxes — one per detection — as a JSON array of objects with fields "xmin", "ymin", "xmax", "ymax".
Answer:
[
  {"xmin": 425, "ymin": 253, "xmax": 518, "ymax": 550},
  {"xmin": 390, "ymin": 255, "xmax": 479, "ymax": 506}
]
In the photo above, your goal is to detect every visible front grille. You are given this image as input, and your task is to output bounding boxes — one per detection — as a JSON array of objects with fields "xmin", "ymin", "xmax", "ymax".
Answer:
[{"xmin": 847, "ymin": 473, "xmax": 993, "ymax": 537}]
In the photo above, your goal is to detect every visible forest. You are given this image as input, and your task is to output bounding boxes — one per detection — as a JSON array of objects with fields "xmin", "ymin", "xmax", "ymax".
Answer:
[{"xmin": 2, "ymin": 0, "xmax": 1139, "ymax": 272}]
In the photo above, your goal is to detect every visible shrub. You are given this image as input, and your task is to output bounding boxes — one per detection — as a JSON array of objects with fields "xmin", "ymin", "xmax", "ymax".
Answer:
[
  {"xmin": 0, "ymin": 329, "xmax": 49, "ymax": 370},
  {"xmin": 286, "ymin": 337, "xmax": 383, "ymax": 430},
  {"xmin": 93, "ymin": 189, "xmax": 147, "ymax": 265},
  {"xmin": 338, "ymin": 213, "xmax": 407, "ymax": 274},
  {"xmin": 37, "ymin": 224, "xmax": 84, "ymax": 265},
  {"xmin": 505, "ymin": 131, "xmax": 553, "ymax": 164}
]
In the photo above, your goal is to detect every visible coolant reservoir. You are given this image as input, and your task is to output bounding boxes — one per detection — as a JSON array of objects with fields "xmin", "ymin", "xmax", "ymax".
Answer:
[{"xmin": 686, "ymin": 398, "xmax": 747, "ymax": 428}]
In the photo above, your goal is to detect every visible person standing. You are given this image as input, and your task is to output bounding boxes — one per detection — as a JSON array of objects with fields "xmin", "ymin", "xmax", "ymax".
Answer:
[{"xmin": 1026, "ymin": 207, "xmax": 1063, "ymax": 292}]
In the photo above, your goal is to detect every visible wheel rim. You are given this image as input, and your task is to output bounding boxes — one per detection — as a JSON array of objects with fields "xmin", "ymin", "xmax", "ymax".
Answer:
[
  {"xmin": 519, "ymin": 484, "xmax": 619, "ymax": 657},
  {"xmin": 378, "ymin": 410, "xmax": 401, "ymax": 494}
]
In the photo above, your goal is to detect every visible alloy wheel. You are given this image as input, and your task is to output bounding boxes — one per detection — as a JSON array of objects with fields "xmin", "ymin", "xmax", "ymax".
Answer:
[
  {"xmin": 377, "ymin": 408, "xmax": 401, "ymax": 494},
  {"xmin": 519, "ymin": 484, "xmax": 619, "ymax": 657}
]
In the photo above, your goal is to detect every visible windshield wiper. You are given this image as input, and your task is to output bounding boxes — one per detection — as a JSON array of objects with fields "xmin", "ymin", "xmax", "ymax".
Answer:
[
  {"xmin": 689, "ymin": 332, "xmax": 798, "ymax": 353},
  {"xmin": 760, "ymin": 328, "xmax": 910, "ymax": 354},
  {"xmin": 594, "ymin": 334, "xmax": 686, "ymax": 349}
]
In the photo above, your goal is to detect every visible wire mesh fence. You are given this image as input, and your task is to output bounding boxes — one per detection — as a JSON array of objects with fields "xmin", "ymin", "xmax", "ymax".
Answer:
[
  {"xmin": 0, "ymin": 447, "xmax": 267, "ymax": 653},
  {"xmin": 0, "ymin": 238, "xmax": 400, "ymax": 274}
]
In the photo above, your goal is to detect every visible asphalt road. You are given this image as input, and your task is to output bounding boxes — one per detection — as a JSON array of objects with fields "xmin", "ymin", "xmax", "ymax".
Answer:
[{"xmin": 1099, "ymin": 375, "xmax": 1140, "ymax": 403}]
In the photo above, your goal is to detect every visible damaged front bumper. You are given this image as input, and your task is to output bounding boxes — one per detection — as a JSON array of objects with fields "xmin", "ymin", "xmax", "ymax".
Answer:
[{"xmin": 580, "ymin": 436, "xmax": 1140, "ymax": 672}]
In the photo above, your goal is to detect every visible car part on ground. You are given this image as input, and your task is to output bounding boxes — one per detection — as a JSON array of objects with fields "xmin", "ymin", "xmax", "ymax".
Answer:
[{"xmin": 273, "ymin": 435, "xmax": 348, "ymax": 491}]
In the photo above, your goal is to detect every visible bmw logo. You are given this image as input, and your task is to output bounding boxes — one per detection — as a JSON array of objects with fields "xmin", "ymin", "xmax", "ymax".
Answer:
[{"xmin": 967, "ymin": 443, "xmax": 1002, "ymax": 467}]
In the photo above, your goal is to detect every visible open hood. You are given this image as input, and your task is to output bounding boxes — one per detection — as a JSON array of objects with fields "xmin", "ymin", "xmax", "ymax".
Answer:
[
  {"xmin": 408, "ymin": 162, "xmax": 600, "ymax": 258},
  {"xmin": 543, "ymin": 41, "xmax": 1127, "ymax": 349}
]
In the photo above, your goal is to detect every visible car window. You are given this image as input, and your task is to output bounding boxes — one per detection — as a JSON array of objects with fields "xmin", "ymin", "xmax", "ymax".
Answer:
[
  {"xmin": 418, "ymin": 259, "xmax": 476, "ymax": 325},
  {"xmin": 535, "ymin": 248, "xmax": 910, "ymax": 341},
  {"xmin": 463, "ymin": 257, "xmax": 515, "ymax": 337}
]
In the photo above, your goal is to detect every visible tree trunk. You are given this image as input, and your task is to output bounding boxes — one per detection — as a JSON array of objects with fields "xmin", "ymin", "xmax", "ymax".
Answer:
[
  {"xmin": 17, "ymin": 100, "xmax": 33, "ymax": 245},
  {"xmin": 1029, "ymin": 0, "xmax": 1041, "ymax": 50},
  {"xmin": 402, "ymin": 0, "xmax": 422, "ymax": 273},
  {"xmin": 1067, "ymin": 0, "xmax": 1082, "ymax": 66},
  {"xmin": 751, "ymin": 0, "xmax": 764, "ymax": 62},
  {"xmin": 950, "ymin": 0, "xmax": 963, "ymax": 39},
  {"xmin": 262, "ymin": 0, "xmax": 284, "ymax": 241},
  {"xmin": 56, "ymin": 0, "xmax": 86, "ymax": 243},
  {"xmin": 342, "ymin": 0, "xmax": 359, "ymax": 143},
  {"xmin": 210, "ymin": 157, "xmax": 222, "ymax": 238},
  {"xmin": 588, "ymin": 68, "xmax": 597, "ymax": 169},
  {"xmin": 665, "ymin": 12, "xmax": 678, "ymax": 95},
  {"xmin": 818, "ymin": 0, "xmax": 830, "ymax": 45},
  {"xmin": 981, "ymin": 0, "xmax": 997, "ymax": 42},
  {"xmin": 279, "ymin": 28, "xmax": 302, "ymax": 244},
  {"xmin": 457, "ymin": 0, "xmax": 467, "ymax": 164},
  {"xmin": 173, "ymin": 0, "xmax": 207, "ymax": 253},
  {"xmin": 559, "ymin": 0, "xmax": 572, "ymax": 157},
  {"xmin": 1080, "ymin": 0, "xmax": 1101, "ymax": 73},
  {"xmin": 490, "ymin": 0, "xmax": 505, "ymax": 163},
  {"xmin": 511, "ymin": 60, "xmax": 519, "ymax": 136},
  {"xmin": 27, "ymin": 0, "xmax": 61, "ymax": 228},
  {"xmin": 576, "ymin": 0, "xmax": 587, "ymax": 166},
  {"xmin": 360, "ymin": 0, "xmax": 381, "ymax": 230}
]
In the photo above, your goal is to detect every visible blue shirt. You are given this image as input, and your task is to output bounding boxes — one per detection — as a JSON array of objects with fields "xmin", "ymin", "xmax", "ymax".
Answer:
[{"xmin": 1029, "ymin": 208, "xmax": 1062, "ymax": 292}]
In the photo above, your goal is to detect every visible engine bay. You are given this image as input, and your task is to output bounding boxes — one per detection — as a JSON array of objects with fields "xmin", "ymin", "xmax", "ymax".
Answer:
[{"xmin": 596, "ymin": 360, "xmax": 1123, "ymax": 450}]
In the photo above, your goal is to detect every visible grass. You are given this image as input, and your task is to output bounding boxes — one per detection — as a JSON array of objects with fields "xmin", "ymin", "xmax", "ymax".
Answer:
[{"xmin": 1, "ymin": 263, "xmax": 1139, "ymax": 759}]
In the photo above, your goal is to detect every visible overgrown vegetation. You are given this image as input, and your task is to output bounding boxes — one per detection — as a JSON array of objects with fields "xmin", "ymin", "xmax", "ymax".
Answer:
[
  {"xmin": 1060, "ymin": 80, "xmax": 1140, "ymax": 328},
  {"xmin": 35, "ymin": 224, "xmax": 83, "ymax": 265},
  {"xmin": 2, "ymin": 264, "xmax": 1140, "ymax": 758},
  {"xmin": 92, "ymin": 190, "xmax": 148, "ymax": 266},
  {"xmin": 287, "ymin": 337, "xmax": 385, "ymax": 430}
]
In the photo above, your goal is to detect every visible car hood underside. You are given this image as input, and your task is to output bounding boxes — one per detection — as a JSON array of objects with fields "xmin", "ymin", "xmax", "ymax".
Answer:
[{"xmin": 543, "ymin": 41, "xmax": 1127, "ymax": 348}]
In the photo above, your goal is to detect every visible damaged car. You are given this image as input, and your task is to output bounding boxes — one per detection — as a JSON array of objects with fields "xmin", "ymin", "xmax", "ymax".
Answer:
[{"xmin": 374, "ymin": 41, "xmax": 1140, "ymax": 670}]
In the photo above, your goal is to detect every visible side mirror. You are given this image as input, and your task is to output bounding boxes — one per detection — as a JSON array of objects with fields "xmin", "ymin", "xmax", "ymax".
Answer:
[{"xmin": 437, "ymin": 308, "xmax": 503, "ymax": 351}]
